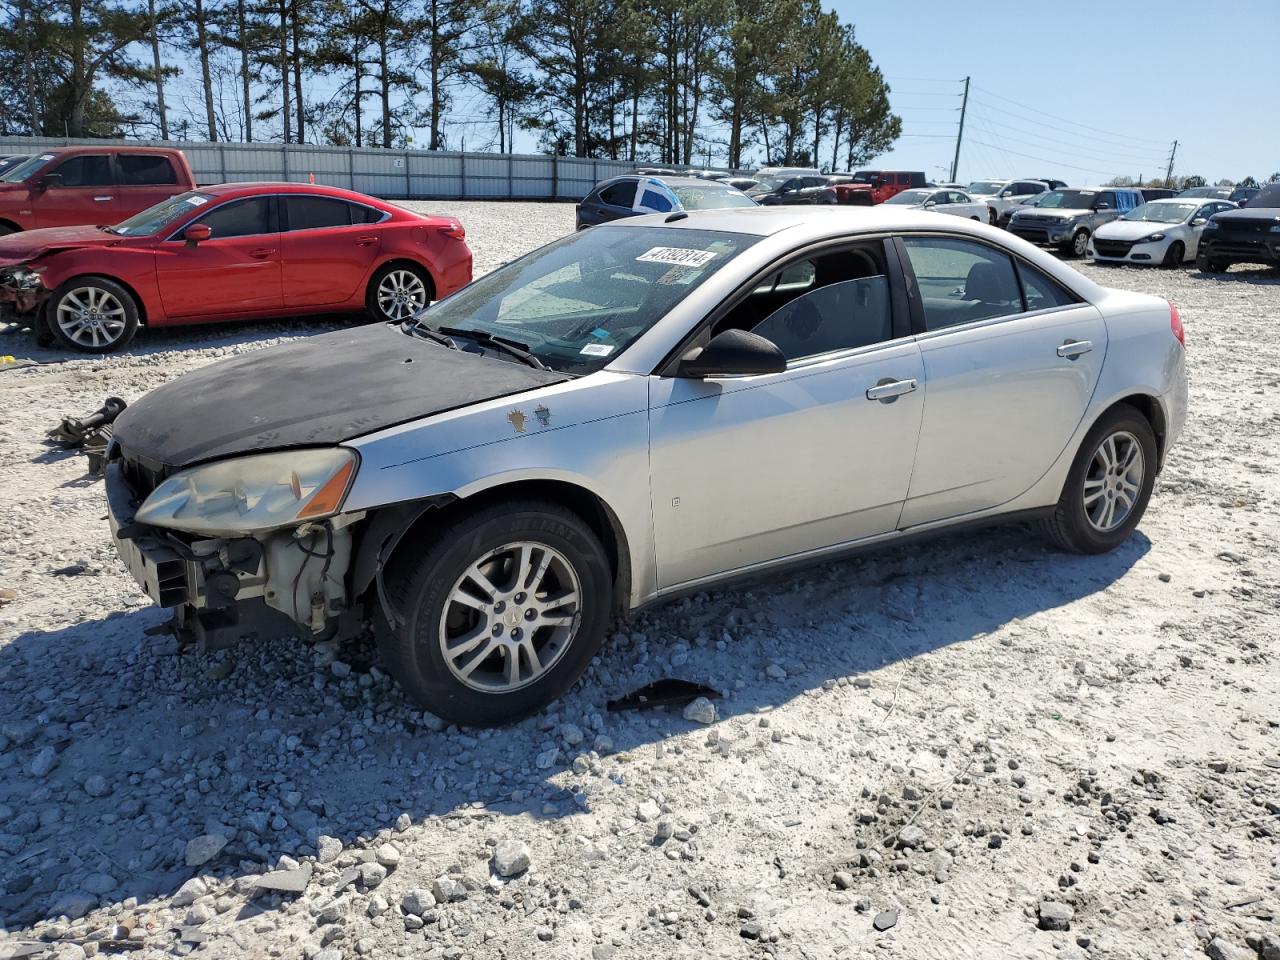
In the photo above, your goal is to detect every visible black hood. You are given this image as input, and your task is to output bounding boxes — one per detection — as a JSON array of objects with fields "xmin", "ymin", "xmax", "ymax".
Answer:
[
  {"xmin": 1212, "ymin": 207, "xmax": 1280, "ymax": 225},
  {"xmin": 114, "ymin": 324, "xmax": 569, "ymax": 467}
]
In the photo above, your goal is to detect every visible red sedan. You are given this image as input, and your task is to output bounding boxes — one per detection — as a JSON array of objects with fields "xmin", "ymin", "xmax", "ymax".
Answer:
[{"xmin": 0, "ymin": 182, "xmax": 472, "ymax": 353}]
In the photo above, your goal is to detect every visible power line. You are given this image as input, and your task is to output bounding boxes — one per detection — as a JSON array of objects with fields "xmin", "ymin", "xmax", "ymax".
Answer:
[
  {"xmin": 963, "ymin": 139, "xmax": 1132, "ymax": 179},
  {"xmin": 969, "ymin": 84, "xmax": 1170, "ymax": 146},
  {"xmin": 966, "ymin": 96, "xmax": 1170, "ymax": 159},
  {"xmin": 966, "ymin": 102, "xmax": 1166, "ymax": 168}
]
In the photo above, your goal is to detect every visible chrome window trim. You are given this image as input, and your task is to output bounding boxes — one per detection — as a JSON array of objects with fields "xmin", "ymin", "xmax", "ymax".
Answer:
[{"xmin": 162, "ymin": 194, "xmax": 279, "ymax": 242}]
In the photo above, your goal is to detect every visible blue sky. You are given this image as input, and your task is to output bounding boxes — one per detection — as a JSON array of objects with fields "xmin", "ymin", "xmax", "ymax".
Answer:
[{"xmin": 828, "ymin": 0, "xmax": 1279, "ymax": 185}]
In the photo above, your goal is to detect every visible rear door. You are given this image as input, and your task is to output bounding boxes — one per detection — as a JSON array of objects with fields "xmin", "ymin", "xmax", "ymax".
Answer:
[
  {"xmin": 113, "ymin": 153, "xmax": 184, "ymax": 218},
  {"xmin": 155, "ymin": 195, "xmax": 283, "ymax": 320},
  {"xmin": 32, "ymin": 153, "xmax": 117, "ymax": 227},
  {"xmin": 279, "ymin": 194, "xmax": 385, "ymax": 307},
  {"xmin": 895, "ymin": 235, "xmax": 1107, "ymax": 527}
]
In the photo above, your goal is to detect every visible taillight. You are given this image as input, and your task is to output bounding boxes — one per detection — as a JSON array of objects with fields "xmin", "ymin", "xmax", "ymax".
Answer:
[
  {"xmin": 1168, "ymin": 299, "xmax": 1185, "ymax": 346},
  {"xmin": 440, "ymin": 219, "xmax": 465, "ymax": 240}
]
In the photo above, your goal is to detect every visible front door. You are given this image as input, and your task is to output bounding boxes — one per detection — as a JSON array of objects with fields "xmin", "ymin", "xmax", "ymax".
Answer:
[
  {"xmin": 896, "ymin": 235, "xmax": 1108, "ymax": 527},
  {"xmin": 33, "ymin": 153, "xmax": 118, "ymax": 227},
  {"xmin": 155, "ymin": 195, "xmax": 283, "ymax": 320},
  {"xmin": 648, "ymin": 243, "xmax": 924, "ymax": 590},
  {"xmin": 279, "ymin": 194, "xmax": 383, "ymax": 307}
]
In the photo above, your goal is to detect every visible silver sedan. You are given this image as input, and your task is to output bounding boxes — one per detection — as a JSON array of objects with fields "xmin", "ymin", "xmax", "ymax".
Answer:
[{"xmin": 105, "ymin": 207, "xmax": 1188, "ymax": 725}]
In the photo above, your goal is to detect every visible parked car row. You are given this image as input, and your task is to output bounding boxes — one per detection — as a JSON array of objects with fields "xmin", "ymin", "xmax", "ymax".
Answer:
[{"xmin": 0, "ymin": 146, "xmax": 473, "ymax": 352}]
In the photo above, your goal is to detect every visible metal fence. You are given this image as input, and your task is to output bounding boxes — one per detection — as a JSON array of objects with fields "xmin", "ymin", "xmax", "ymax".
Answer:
[{"xmin": 0, "ymin": 136, "xmax": 740, "ymax": 201}]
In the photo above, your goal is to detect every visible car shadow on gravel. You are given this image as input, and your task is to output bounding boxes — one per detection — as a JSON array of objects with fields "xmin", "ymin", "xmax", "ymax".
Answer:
[{"xmin": 0, "ymin": 522, "xmax": 1150, "ymax": 929}]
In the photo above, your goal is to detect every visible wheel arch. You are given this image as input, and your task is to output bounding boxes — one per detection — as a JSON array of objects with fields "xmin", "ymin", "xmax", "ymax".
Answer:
[
  {"xmin": 1084, "ymin": 392, "xmax": 1167, "ymax": 471},
  {"xmin": 368, "ymin": 256, "xmax": 438, "ymax": 301},
  {"xmin": 0, "ymin": 218, "xmax": 21, "ymax": 234},
  {"xmin": 356, "ymin": 478, "xmax": 632, "ymax": 614}
]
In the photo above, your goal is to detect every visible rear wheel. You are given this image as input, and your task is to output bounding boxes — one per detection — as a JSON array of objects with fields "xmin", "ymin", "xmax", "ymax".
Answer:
[
  {"xmin": 377, "ymin": 500, "xmax": 613, "ymax": 726},
  {"xmin": 1160, "ymin": 241, "xmax": 1185, "ymax": 268},
  {"xmin": 48, "ymin": 276, "xmax": 139, "ymax": 353},
  {"xmin": 366, "ymin": 262, "xmax": 433, "ymax": 323},
  {"xmin": 1039, "ymin": 405, "xmax": 1157, "ymax": 554}
]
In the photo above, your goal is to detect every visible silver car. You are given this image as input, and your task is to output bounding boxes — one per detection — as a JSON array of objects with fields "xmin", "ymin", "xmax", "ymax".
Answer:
[{"xmin": 105, "ymin": 208, "xmax": 1188, "ymax": 725}]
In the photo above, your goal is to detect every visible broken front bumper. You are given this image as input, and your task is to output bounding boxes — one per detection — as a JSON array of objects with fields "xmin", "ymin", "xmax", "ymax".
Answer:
[{"xmin": 105, "ymin": 461, "xmax": 195, "ymax": 607}]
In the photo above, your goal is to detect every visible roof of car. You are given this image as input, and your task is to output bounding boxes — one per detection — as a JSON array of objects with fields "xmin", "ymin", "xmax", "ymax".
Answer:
[
  {"xmin": 195, "ymin": 181, "xmax": 392, "ymax": 202},
  {"xmin": 603, "ymin": 205, "xmax": 980, "ymax": 238}
]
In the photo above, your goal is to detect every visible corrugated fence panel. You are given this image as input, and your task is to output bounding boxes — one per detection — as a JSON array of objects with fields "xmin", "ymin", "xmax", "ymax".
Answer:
[{"xmin": 0, "ymin": 137, "xmax": 753, "ymax": 200}]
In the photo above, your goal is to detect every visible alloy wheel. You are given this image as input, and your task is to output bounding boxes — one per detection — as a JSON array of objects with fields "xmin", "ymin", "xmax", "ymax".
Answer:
[
  {"xmin": 55, "ymin": 286, "xmax": 128, "ymax": 349},
  {"xmin": 1073, "ymin": 231, "xmax": 1090, "ymax": 257},
  {"xmin": 1083, "ymin": 430, "xmax": 1145, "ymax": 533},
  {"xmin": 437, "ymin": 541, "xmax": 582, "ymax": 693},
  {"xmin": 376, "ymin": 269, "xmax": 429, "ymax": 321}
]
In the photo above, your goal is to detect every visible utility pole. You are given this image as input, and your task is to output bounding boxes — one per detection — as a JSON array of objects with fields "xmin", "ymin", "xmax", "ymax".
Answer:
[
  {"xmin": 1165, "ymin": 140, "xmax": 1178, "ymax": 186},
  {"xmin": 950, "ymin": 76, "xmax": 970, "ymax": 184}
]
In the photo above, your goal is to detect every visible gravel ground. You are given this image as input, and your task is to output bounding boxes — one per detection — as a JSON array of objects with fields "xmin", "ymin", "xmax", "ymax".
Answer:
[{"xmin": 0, "ymin": 201, "xmax": 1277, "ymax": 960}]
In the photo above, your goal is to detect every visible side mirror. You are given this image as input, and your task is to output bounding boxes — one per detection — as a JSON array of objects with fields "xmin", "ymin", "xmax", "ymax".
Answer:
[
  {"xmin": 35, "ymin": 173, "xmax": 61, "ymax": 192},
  {"xmin": 677, "ymin": 329, "xmax": 786, "ymax": 379},
  {"xmin": 1094, "ymin": 202, "xmax": 1112, "ymax": 210},
  {"xmin": 923, "ymin": 200, "xmax": 937, "ymax": 208},
  {"xmin": 1190, "ymin": 217, "xmax": 1207, "ymax": 227},
  {"xmin": 183, "ymin": 223, "xmax": 212, "ymax": 243}
]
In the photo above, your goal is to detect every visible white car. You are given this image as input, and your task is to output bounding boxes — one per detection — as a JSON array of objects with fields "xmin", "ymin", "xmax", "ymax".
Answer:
[
  {"xmin": 885, "ymin": 188, "xmax": 990, "ymax": 221},
  {"xmin": 967, "ymin": 179, "xmax": 1053, "ymax": 224},
  {"xmin": 1088, "ymin": 198, "xmax": 1236, "ymax": 267}
]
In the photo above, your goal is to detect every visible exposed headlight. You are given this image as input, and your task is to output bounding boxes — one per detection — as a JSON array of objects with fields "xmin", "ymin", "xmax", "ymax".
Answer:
[
  {"xmin": 4, "ymin": 267, "xmax": 45, "ymax": 289},
  {"xmin": 1137, "ymin": 233, "xmax": 1166, "ymax": 244},
  {"xmin": 136, "ymin": 448, "xmax": 358, "ymax": 536}
]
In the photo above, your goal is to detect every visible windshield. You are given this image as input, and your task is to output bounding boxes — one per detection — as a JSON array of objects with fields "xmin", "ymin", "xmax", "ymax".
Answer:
[
  {"xmin": 886, "ymin": 189, "xmax": 933, "ymax": 205},
  {"xmin": 1123, "ymin": 201, "xmax": 1197, "ymax": 224},
  {"xmin": 1251, "ymin": 183, "xmax": 1280, "ymax": 208},
  {"xmin": 1036, "ymin": 190, "xmax": 1097, "ymax": 209},
  {"xmin": 1178, "ymin": 187, "xmax": 1229, "ymax": 199},
  {"xmin": 967, "ymin": 180, "xmax": 1006, "ymax": 195},
  {"xmin": 1, "ymin": 153, "xmax": 54, "ymax": 183},
  {"xmin": 672, "ymin": 185, "xmax": 757, "ymax": 210},
  {"xmin": 414, "ymin": 226, "xmax": 759, "ymax": 373},
  {"xmin": 748, "ymin": 176, "xmax": 784, "ymax": 193},
  {"xmin": 110, "ymin": 192, "xmax": 215, "ymax": 236}
]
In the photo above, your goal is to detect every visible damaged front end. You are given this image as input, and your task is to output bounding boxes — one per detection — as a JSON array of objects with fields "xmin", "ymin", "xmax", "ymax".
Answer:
[
  {"xmin": 105, "ymin": 446, "xmax": 365, "ymax": 651},
  {"xmin": 0, "ymin": 263, "xmax": 50, "ymax": 324}
]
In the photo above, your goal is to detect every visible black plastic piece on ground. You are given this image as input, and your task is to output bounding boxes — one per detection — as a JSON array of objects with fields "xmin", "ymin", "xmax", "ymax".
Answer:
[{"xmin": 607, "ymin": 679, "xmax": 721, "ymax": 713}]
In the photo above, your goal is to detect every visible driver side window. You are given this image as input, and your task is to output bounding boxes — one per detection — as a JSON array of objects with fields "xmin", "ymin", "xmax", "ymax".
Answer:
[
  {"xmin": 192, "ymin": 197, "xmax": 276, "ymax": 239},
  {"xmin": 717, "ymin": 244, "xmax": 894, "ymax": 362}
]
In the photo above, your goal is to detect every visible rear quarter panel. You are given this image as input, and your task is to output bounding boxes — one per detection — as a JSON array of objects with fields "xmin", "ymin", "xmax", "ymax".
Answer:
[{"xmin": 382, "ymin": 224, "xmax": 472, "ymax": 299}]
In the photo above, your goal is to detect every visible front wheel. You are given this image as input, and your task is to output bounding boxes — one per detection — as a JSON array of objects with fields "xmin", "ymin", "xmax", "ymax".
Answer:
[
  {"xmin": 366, "ymin": 262, "xmax": 434, "ymax": 323},
  {"xmin": 378, "ymin": 500, "xmax": 613, "ymax": 726},
  {"xmin": 1070, "ymin": 229, "xmax": 1091, "ymax": 258},
  {"xmin": 987, "ymin": 207, "xmax": 998, "ymax": 226},
  {"xmin": 1039, "ymin": 405, "xmax": 1157, "ymax": 554},
  {"xmin": 48, "ymin": 277, "xmax": 139, "ymax": 353},
  {"xmin": 1160, "ymin": 241, "xmax": 1185, "ymax": 269},
  {"xmin": 1196, "ymin": 250, "xmax": 1229, "ymax": 273}
]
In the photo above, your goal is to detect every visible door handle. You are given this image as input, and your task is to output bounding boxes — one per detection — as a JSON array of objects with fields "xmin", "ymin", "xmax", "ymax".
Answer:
[
  {"xmin": 93, "ymin": 196, "xmax": 114, "ymax": 202},
  {"xmin": 249, "ymin": 247, "xmax": 276, "ymax": 259},
  {"xmin": 1057, "ymin": 339, "xmax": 1093, "ymax": 359},
  {"xmin": 355, "ymin": 235, "xmax": 378, "ymax": 246},
  {"xmin": 866, "ymin": 378, "xmax": 918, "ymax": 402}
]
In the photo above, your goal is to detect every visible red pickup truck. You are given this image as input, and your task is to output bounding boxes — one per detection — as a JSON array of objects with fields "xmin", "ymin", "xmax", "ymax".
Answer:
[
  {"xmin": 0, "ymin": 147, "xmax": 197, "ymax": 235},
  {"xmin": 827, "ymin": 170, "xmax": 928, "ymax": 206}
]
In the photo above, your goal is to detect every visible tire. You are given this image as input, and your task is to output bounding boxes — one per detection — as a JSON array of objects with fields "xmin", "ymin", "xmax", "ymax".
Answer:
[
  {"xmin": 1196, "ymin": 250, "xmax": 1229, "ymax": 274},
  {"xmin": 378, "ymin": 499, "xmax": 613, "ymax": 726},
  {"xmin": 48, "ymin": 276, "xmax": 139, "ymax": 353},
  {"xmin": 987, "ymin": 207, "xmax": 998, "ymax": 226},
  {"xmin": 1039, "ymin": 404, "xmax": 1157, "ymax": 554},
  {"xmin": 0, "ymin": 225, "xmax": 16, "ymax": 237},
  {"xmin": 1070, "ymin": 229, "xmax": 1091, "ymax": 258},
  {"xmin": 1160, "ymin": 241, "xmax": 1185, "ymax": 269},
  {"xmin": 366, "ymin": 262, "xmax": 434, "ymax": 323}
]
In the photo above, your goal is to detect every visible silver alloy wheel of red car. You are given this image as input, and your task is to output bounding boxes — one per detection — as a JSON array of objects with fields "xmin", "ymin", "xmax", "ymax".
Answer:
[
  {"xmin": 376, "ymin": 269, "xmax": 430, "ymax": 321},
  {"xmin": 54, "ymin": 285, "xmax": 130, "ymax": 350}
]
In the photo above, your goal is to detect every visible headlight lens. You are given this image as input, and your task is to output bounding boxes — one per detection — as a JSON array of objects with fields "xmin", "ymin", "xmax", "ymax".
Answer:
[
  {"xmin": 136, "ymin": 448, "xmax": 358, "ymax": 536},
  {"xmin": 1138, "ymin": 233, "xmax": 1166, "ymax": 244}
]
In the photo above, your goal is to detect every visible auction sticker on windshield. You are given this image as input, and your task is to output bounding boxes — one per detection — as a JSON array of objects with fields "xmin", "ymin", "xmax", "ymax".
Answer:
[{"xmin": 636, "ymin": 247, "xmax": 718, "ymax": 268}]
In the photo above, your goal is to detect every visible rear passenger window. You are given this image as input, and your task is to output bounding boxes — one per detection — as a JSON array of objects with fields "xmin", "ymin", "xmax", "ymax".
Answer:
[
  {"xmin": 1017, "ymin": 261, "xmax": 1076, "ymax": 312},
  {"xmin": 51, "ymin": 154, "xmax": 111, "ymax": 187},
  {"xmin": 118, "ymin": 154, "xmax": 178, "ymax": 185},
  {"xmin": 285, "ymin": 195, "xmax": 356, "ymax": 230},
  {"xmin": 901, "ymin": 237, "xmax": 1022, "ymax": 330},
  {"xmin": 349, "ymin": 203, "xmax": 384, "ymax": 224},
  {"xmin": 599, "ymin": 181, "xmax": 637, "ymax": 207}
]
